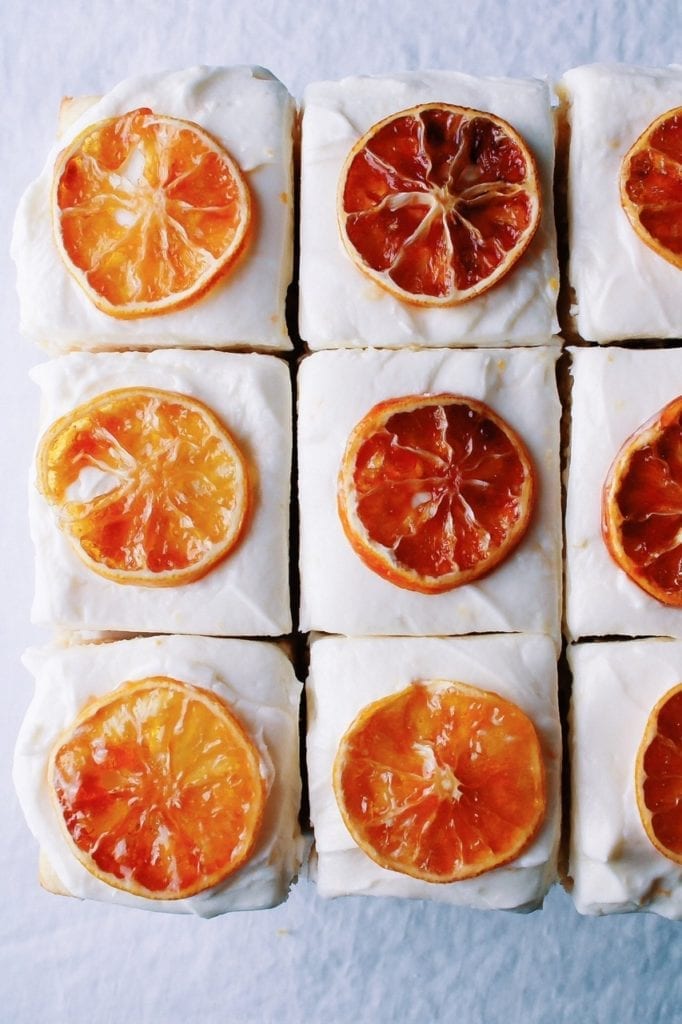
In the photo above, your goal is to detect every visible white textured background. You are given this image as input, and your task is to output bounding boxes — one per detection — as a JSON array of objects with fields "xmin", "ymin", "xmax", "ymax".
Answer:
[{"xmin": 2, "ymin": 1, "xmax": 682, "ymax": 1021}]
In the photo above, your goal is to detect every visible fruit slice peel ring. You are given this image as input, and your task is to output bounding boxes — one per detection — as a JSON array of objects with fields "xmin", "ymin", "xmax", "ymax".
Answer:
[
  {"xmin": 333, "ymin": 679, "xmax": 547, "ymax": 882},
  {"xmin": 37, "ymin": 386, "xmax": 250, "ymax": 587},
  {"xmin": 48, "ymin": 676, "xmax": 267, "ymax": 899},
  {"xmin": 621, "ymin": 106, "xmax": 682, "ymax": 270},
  {"xmin": 337, "ymin": 393, "xmax": 535, "ymax": 593},
  {"xmin": 337, "ymin": 103, "xmax": 541, "ymax": 306},
  {"xmin": 636, "ymin": 682, "xmax": 682, "ymax": 864},
  {"xmin": 53, "ymin": 108, "xmax": 252, "ymax": 318},
  {"xmin": 602, "ymin": 395, "xmax": 682, "ymax": 606}
]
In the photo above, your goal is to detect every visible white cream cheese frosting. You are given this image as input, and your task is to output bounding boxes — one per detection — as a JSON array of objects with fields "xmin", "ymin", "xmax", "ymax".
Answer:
[
  {"xmin": 565, "ymin": 346, "xmax": 682, "ymax": 641},
  {"xmin": 306, "ymin": 633, "xmax": 561, "ymax": 909},
  {"xmin": 14, "ymin": 634, "xmax": 303, "ymax": 917},
  {"xmin": 562, "ymin": 63, "xmax": 682, "ymax": 342},
  {"xmin": 299, "ymin": 71, "xmax": 559, "ymax": 350},
  {"xmin": 30, "ymin": 349, "xmax": 292, "ymax": 636},
  {"xmin": 12, "ymin": 66, "xmax": 294, "ymax": 352},
  {"xmin": 297, "ymin": 346, "xmax": 562, "ymax": 644},
  {"xmin": 568, "ymin": 640, "xmax": 682, "ymax": 919}
]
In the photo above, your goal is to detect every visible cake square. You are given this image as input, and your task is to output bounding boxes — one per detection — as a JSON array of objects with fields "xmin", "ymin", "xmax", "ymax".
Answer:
[
  {"xmin": 568, "ymin": 640, "xmax": 682, "ymax": 918},
  {"xmin": 565, "ymin": 346, "xmax": 682, "ymax": 641},
  {"xmin": 14, "ymin": 635, "xmax": 303, "ymax": 916},
  {"xmin": 562, "ymin": 63, "xmax": 682, "ymax": 342},
  {"xmin": 12, "ymin": 66, "xmax": 295, "ymax": 353},
  {"xmin": 306, "ymin": 633, "xmax": 561, "ymax": 909},
  {"xmin": 30, "ymin": 349, "xmax": 292, "ymax": 636},
  {"xmin": 299, "ymin": 71, "xmax": 559, "ymax": 350},
  {"xmin": 298, "ymin": 346, "xmax": 562, "ymax": 642}
]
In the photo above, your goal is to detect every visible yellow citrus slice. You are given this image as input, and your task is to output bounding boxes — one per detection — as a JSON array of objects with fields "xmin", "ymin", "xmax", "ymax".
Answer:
[
  {"xmin": 53, "ymin": 108, "xmax": 251, "ymax": 317},
  {"xmin": 338, "ymin": 103, "xmax": 541, "ymax": 305},
  {"xmin": 337, "ymin": 393, "xmax": 535, "ymax": 593},
  {"xmin": 37, "ymin": 387, "xmax": 250, "ymax": 586},
  {"xmin": 636, "ymin": 683, "xmax": 682, "ymax": 864},
  {"xmin": 49, "ymin": 677, "xmax": 266, "ymax": 899},
  {"xmin": 334, "ymin": 680, "xmax": 546, "ymax": 882},
  {"xmin": 602, "ymin": 396, "xmax": 682, "ymax": 605},
  {"xmin": 621, "ymin": 107, "xmax": 682, "ymax": 269}
]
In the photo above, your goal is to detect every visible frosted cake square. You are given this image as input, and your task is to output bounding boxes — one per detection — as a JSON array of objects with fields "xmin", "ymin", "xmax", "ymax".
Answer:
[
  {"xmin": 298, "ymin": 71, "xmax": 559, "ymax": 350},
  {"xmin": 14, "ymin": 635, "xmax": 303, "ymax": 916},
  {"xmin": 565, "ymin": 346, "xmax": 682, "ymax": 640},
  {"xmin": 561, "ymin": 63, "xmax": 682, "ymax": 342},
  {"xmin": 30, "ymin": 349, "xmax": 292, "ymax": 636},
  {"xmin": 306, "ymin": 633, "xmax": 561, "ymax": 909},
  {"xmin": 297, "ymin": 346, "xmax": 562, "ymax": 642},
  {"xmin": 12, "ymin": 66, "xmax": 295, "ymax": 353},
  {"xmin": 568, "ymin": 640, "xmax": 682, "ymax": 918}
]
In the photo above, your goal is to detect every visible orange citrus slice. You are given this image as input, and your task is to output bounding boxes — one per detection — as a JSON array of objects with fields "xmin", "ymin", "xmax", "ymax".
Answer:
[
  {"xmin": 37, "ymin": 387, "xmax": 250, "ymax": 587},
  {"xmin": 49, "ymin": 677, "xmax": 266, "ymax": 899},
  {"xmin": 53, "ymin": 108, "xmax": 251, "ymax": 317},
  {"xmin": 338, "ymin": 103, "xmax": 541, "ymax": 305},
  {"xmin": 334, "ymin": 680, "xmax": 546, "ymax": 882},
  {"xmin": 636, "ymin": 683, "xmax": 682, "ymax": 864},
  {"xmin": 337, "ymin": 394, "xmax": 535, "ymax": 593},
  {"xmin": 621, "ymin": 107, "xmax": 682, "ymax": 269},
  {"xmin": 602, "ymin": 396, "xmax": 682, "ymax": 605}
]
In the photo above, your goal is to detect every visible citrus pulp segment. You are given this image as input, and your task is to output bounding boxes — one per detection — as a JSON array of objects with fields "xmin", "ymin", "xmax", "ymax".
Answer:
[
  {"xmin": 621, "ymin": 107, "xmax": 682, "ymax": 269},
  {"xmin": 53, "ymin": 108, "xmax": 251, "ymax": 317},
  {"xmin": 636, "ymin": 683, "xmax": 682, "ymax": 864},
  {"xmin": 602, "ymin": 396, "xmax": 682, "ymax": 605},
  {"xmin": 333, "ymin": 680, "xmax": 546, "ymax": 882},
  {"xmin": 48, "ymin": 676, "xmax": 266, "ymax": 899},
  {"xmin": 37, "ymin": 387, "xmax": 250, "ymax": 586},
  {"xmin": 337, "ymin": 393, "xmax": 535, "ymax": 593},
  {"xmin": 337, "ymin": 103, "xmax": 541, "ymax": 306}
]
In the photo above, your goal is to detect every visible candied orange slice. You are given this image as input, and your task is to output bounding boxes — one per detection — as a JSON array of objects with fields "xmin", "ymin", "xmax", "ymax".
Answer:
[
  {"xmin": 49, "ymin": 677, "xmax": 266, "ymax": 899},
  {"xmin": 337, "ymin": 394, "xmax": 535, "ymax": 593},
  {"xmin": 602, "ymin": 396, "xmax": 682, "ymax": 605},
  {"xmin": 621, "ymin": 107, "xmax": 682, "ymax": 269},
  {"xmin": 334, "ymin": 680, "xmax": 546, "ymax": 882},
  {"xmin": 37, "ymin": 387, "xmax": 250, "ymax": 586},
  {"xmin": 636, "ymin": 683, "xmax": 682, "ymax": 864},
  {"xmin": 338, "ymin": 103, "xmax": 541, "ymax": 305},
  {"xmin": 53, "ymin": 108, "xmax": 251, "ymax": 317}
]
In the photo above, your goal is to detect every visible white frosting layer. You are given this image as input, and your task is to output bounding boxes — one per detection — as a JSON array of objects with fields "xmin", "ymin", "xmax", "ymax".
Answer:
[
  {"xmin": 14, "ymin": 635, "xmax": 303, "ymax": 917},
  {"xmin": 12, "ymin": 66, "xmax": 294, "ymax": 352},
  {"xmin": 562, "ymin": 63, "xmax": 682, "ymax": 342},
  {"xmin": 298, "ymin": 346, "xmax": 562, "ymax": 643},
  {"xmin": 299, "ymin": 71, "xmax": 559, "ymax": 349},
  {"xmin": 307, "ymin": 634, "xmax": 561, "ymax": 909},
  {"xmin": 30, "ymin": 350, "xmax": 292, "ymax": 636},
  {"xmin": 568, "ymin": 640, "xmax": 682, "ymax": 918},
  {"xmin": 565, "ymin": 346, "xmax": 682, "ymax": 640}
]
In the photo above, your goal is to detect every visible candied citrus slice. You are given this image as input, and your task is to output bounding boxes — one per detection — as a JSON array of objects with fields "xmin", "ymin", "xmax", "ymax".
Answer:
[
  {"xmin": 37, "ymin": 387, "xmax": 250, "ymax": 586},
  {"xmin": 636, "ymin": 683, "xmax": 682, "ymax": 864},
  {"xmin": 49, "ymin": 677, "xmax": 266, "ymax": 899},
  {"xmin": 621, "ymin": 107, "xmax": 682, "ymax": 269},
  {"xmin": 337, "ymin": 394, "xmax": 535, "ymax": 593},
  {"xmin": 53, "ymin": 108, "xmax": 251, "ymax": 317},
  {"xmin": 602, "ymin": 396, "xmax": 682, "ymax": 605},
  {"xmin": 334, "ymin": 680, "xmax": 546, "ymax": 882},
  {"xmin": 338, "ymin": 103, "xmax": 541, "ymax": 305}
]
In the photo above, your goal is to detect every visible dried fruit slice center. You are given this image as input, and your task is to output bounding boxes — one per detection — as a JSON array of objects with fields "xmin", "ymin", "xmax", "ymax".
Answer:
[
  {"xmin": 602, "ymin": 396, "xmax": 682, "ymax": 605},
  {"xmin": 338, "ymin": 104, "xmax": 541, "ymax": 305},
  {"xmin": 334, "ymin": 680, "xmax": 546, "ymax": 882},
  {"xmin": 636, "ymin": 683, "xmax": 682, "ymax": 863},
  {"xmin": 38, "ymin": 387, "xmax": 249, "ymax": 586},
  {"xmin": 49, "ymin": 677, "xmax": 266, "ymax": 899},
  {"xmin": 338, "ymin": 394, "xmax": 535, "ymax": 593},
  {"xmin": 53, "ymin": 108, "xmax": 251, "ymax": 317},
  {"xmin": 621, "ymin": 107, "xmax": 682, "ymax": 268}
]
